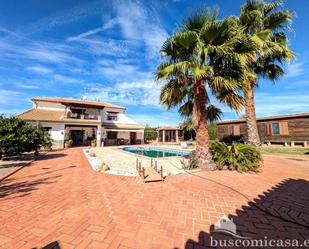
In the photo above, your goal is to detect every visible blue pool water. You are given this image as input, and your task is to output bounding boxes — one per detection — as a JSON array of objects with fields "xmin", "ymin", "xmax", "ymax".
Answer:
[{"xmin": 122, "ymin": 147, "xmax": 190, "ymax": 158}]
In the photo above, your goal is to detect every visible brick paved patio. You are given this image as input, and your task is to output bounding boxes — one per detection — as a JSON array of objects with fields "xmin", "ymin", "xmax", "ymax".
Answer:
[{"xmin": 0, "ymin": 148, "xmax": 308, "ymax": 249}]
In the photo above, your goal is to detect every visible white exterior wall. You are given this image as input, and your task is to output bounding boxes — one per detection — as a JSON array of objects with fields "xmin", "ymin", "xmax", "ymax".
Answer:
[
  {"xmin": 40, "ymin": 122, "xmax": 65, "ymax": 149},
  {"xmin": 28, "ymin": 100, "xmax": 144, "ymax": 147},
  {"xmin": 36, "ymin": 101, "xmax": 65, "ymax": 110},
  {"xmin": 101, "ymin": 108, "xmax": 140, "ymax": 125}
]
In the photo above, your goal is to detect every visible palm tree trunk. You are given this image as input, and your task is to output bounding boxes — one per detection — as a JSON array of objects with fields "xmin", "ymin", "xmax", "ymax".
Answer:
[
  {"xmin": 193, "ymin": 79, "xmax": 216, "ymax": 170},
  {"xmin": 245, "ymin": 82, "xmax": 261, "ymax": 146}
]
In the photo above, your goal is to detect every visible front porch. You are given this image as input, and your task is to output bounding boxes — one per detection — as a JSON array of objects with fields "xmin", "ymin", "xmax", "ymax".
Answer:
[
  {"xmin": 102, "ymin": 129, "xmax": 144, "ymax": 146},
  {"xmin": 65, "ymin": 124, "xmax": 101, "ymax": 147}
]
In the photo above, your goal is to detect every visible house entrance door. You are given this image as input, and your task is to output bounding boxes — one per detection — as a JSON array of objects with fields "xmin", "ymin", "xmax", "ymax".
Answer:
[
  {"xmin": 130, "ymin": 132, "xmax": 137, "ymax": 145},
  {"xmin": 71, "ymin": 130, "xmax": 84, "ymax": 146}
]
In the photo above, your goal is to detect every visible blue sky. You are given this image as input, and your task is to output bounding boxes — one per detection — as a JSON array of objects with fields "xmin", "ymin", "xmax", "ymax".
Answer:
[{"xmin": 0, "ymin": 0, "xmax": 308, "ymax": 126}]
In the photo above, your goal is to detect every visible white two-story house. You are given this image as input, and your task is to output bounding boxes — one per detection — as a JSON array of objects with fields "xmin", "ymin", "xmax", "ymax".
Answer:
[{"xmin": 18, "ymin": 97, "xmax": 145, "ymax": 149}]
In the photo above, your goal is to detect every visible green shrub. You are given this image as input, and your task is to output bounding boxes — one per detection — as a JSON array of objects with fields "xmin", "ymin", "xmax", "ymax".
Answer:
[
  {"xmin": 65, "ymin": 139, "xmax": 73, "ymax": 146},
  {"xmin": 208, "ymin": 123, "xmax": 217, "ymax": 140},
  {"xmin": 144, "ymin": 126, "xmax": 157, "ymax": 141},
  {"xmin": 0, "ymin": 115, "xmax": 52, "ymax": 157},
  {"xmin": 210, "ymin": 141, "xmax": 262, "ymax": 172}
]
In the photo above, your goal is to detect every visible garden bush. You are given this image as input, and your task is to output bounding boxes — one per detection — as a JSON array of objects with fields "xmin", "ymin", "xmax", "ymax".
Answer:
[
  {"xmin": 210, "ymin": 141, "xmax": 262, "ymax": 172},
  {"xmin": 144, "ymin": 126, "xmax": 157, "ymax": 141},
  {"xmin": 0, "ymin": 115, "xmax": 52, "ymax": 158}
]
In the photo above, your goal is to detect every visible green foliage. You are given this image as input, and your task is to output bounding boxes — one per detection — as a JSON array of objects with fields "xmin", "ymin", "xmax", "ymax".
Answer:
[
  {"xmin": 156, "ymin": 9, "xmax": 255, "ymax": 117},
  {"xmin": 65, "ymin": 139, "xmax": 73, "ymax": 145},
  {"xmin": 144, "ymin": 126, "xmax": 158, "ymax": 141},
  {"xmin": 208, "ymin": 123, "xmax": 217, "ymax": 141},
  {"xmin": 239, "ymin": 0, "xmax": 294, "ymax": 85},
  {"xmin": 0, "ymin": 115, "xmax": 52, "ymax": 157},
  {"xmin": 180, "ymin": 119, "xmax": 217, "ymax": 141},
  {"xmin": 210, "ymin": 141, "xmax": 262, "ymax": 172},
  {"xmin": 181, "ymin": 153, "xmax": 198, "ymax": 170}
]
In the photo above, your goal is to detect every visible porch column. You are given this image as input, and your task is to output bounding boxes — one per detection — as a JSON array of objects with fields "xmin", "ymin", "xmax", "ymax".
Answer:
[
  {"xmin": 162, "ymin": 130, "xmax": 165, "ymax": 143},
  {"xmin": 96, "ymin": 125, "xmax": 102, "ymax": 147},
  {"xmin": 141, "ymin": 130, "xmax": 144, "ymax": 144},
  {"xmin": 176, "ymin": 130, "xmax": 179, "ymax": 143}
]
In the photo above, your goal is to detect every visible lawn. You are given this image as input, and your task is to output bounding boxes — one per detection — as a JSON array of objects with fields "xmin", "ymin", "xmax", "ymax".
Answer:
[{"xmin": 261, "ymin": 147, "xmax": 309, "ymax": 156}]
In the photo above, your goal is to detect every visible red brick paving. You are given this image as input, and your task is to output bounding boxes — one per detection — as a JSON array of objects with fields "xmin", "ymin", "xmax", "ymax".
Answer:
[{"xmin": 0, "ymin": 149, "xmax": 308, "ymax": 249}]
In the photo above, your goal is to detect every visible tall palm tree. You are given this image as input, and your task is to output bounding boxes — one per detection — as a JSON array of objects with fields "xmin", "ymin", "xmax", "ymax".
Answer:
[
  {"xmin": 239, "ymin": 0, "xmax": 294, "ymax": 146},
  {"xmin": 156, "ymin": 10, "xmax": 254, "ymax": 169}
]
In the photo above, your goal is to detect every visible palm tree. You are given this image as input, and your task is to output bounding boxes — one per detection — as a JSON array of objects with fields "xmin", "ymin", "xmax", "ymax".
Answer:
[
  {"xmin": 180, "ymin": 106, "xmax": 222, "ymax": 140},
  {"xmin": 156, "ymin": 10, "xmax": 254, "ymax": 169},
  {"xmin": 239, "ymin": 0, "xmax": 294, "ymax": 146}
]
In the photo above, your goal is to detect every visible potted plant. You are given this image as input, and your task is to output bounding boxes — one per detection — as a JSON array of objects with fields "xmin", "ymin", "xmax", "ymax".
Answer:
[
  {"xmin": 91, "ymin": 139, "xmax": 96, "ymax": 147},
  {"xmin": 65, "ymin": 139, "xmax": 73, "ymax": 148}
]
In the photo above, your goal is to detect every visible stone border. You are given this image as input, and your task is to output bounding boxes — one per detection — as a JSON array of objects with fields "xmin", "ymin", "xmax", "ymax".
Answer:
[{"xmin": 83, "ymin": 149, "xmax": 137, "ymax": 176}]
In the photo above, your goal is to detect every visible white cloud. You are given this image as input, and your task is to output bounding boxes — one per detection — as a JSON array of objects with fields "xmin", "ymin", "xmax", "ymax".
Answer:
[
  {"xmin": 114, "ymin": 1, "xmax": 168, "ymax": 59},
  {"xmin": 53, "ymin": 74, "xmax": 82, "ymax": 84},
  {"xmin": 128, "ymin": 112, "xmax": 181, "ymax": 126},
  {"xmin": 254, "ymin": 92, "xmax": 309, "ymax": 116},
  {"xmin": 285, "ymin": 62, "xmax": 304, "ymax": 78},
  {"xmin": 84, "ymin": 79, "xmax": 161, "ymax": 107},
  {"xmin": 67, "ymin": 18, "xmax": 118, "ymax": 41},
  {"xmin": 14, "ymin": 82, "xmax": 40, "ymax": 89},
  {"xmin": 26, "ymin": 65, "xmax": 53, "ymax": 74},
  {"xmin": 67, "ymin": 1, "xmax": 168, "ymax": 60},
  {"xmin": 0, "ymin": 39, "xmax": 83, "ymax": 65},
  {"xmin": 18, "ymin": 0, "xmax": 103, "ymax": 34},
  {"xmin": 0, "ymin": 90, "xmax": 24, "ymax": 104}
]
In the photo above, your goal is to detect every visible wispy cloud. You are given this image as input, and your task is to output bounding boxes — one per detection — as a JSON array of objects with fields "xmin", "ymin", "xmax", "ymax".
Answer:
[
  {"xmin": 255, "ymin": 92, "xmax": 309, "ymax": 116},
  {"xmin": 129, "ymin": 112, "xmax": 181, "ymax": 126},
  {"xmin": 26, "ymin": 65, "xmax": 53, "ymax": 74},
  {"xmin": 18, "ymin": 0, "xmax": 103, "ymax": 35},
  {"xmin": 67, "ymin": 18, "xmax": 118, "ymax": 41},
  {"xmin": 114, "ymin": 1, "xmax": 168, "ymax": 59},
  {"xmin": 14, "ymin": 82, "xmax": 40, "ymax": 89},
  {"xmin": 84, "ymin": 79, "xmax": 161, "ymax": 107},
  {"xmin": 53, "ymin": 74, "xmax": 82, "ymax": 84},
  {"xmin": 66, "ymin": 1, "xmax": 168, "ymax": 60},
  {"xmin": 285, "ymin": 61, "xmax": 305, "ymax": 78},
  {"xmin": 0, "ymin": 90, "xmax": 24, "ymax": 104}
]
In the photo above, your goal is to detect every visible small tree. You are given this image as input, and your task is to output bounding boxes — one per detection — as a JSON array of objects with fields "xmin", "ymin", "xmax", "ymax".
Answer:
[
  {"xmin": 0, "ymin": 115, "xmax": 51, "ymax": 158},
  {"xmin": 144, "ymin": 125, "xmax": 158, "ymax": 142}
]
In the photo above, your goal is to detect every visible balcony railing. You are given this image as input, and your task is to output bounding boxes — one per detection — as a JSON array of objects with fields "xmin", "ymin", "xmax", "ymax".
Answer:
[{"xmin": 65, "ymin": 114, "xmax": 100, "ymax": 121}]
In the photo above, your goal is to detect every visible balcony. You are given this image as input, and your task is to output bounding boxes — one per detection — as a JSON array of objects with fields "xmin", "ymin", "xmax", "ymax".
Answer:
[{"xmin": 65, "ymin": 113, "xmax": 101, "ymax": 121}]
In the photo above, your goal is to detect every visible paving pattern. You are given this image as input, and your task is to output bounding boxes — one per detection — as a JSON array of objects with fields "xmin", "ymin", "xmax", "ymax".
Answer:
[{"xmin": 0, "ymin": 148, "xmax": 308, "ymax": 249}]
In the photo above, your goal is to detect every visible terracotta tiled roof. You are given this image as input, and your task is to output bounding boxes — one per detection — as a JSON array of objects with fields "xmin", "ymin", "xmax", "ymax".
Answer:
[
  {"xmin": 102, "ymin": 122, "xmax": 144, "ymax": 130},
  {"xmin": 32, "ymin": 97, "xmax": 125, "ymax": 109},
  {"xmin": 18, "ymin": 109, "xmax": 65, "ymax": 122},
  {"xmin": 18, "ymin": 109, "xmax": 102, "ymax": 124},
  {"xmin": 218, "ymin": 112, "xmax": 309, "ymax": 125}
]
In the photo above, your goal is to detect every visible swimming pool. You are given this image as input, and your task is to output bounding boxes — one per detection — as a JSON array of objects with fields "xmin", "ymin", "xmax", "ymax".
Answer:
[{"xmin": 122, "ymin": 147, "xmax": 190, "ymax": 158}]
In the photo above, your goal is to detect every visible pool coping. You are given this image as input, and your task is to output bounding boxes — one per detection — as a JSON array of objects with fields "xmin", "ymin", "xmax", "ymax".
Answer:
[{"xmin": 115, "ymin": 146, "xmax": 191, "ymax": 160}]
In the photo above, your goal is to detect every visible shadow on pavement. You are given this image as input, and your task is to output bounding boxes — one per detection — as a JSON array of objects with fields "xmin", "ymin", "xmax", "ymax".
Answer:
[
  {"xmin": 0, "ymin": 175, "xmax": 62, "ymax": 199},
  {"xmin": 181, "ymin": 178, "xmax": 309, "ymax": 248}
]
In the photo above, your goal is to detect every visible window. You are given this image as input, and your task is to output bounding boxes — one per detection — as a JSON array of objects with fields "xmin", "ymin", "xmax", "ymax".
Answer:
[
  {"xmin": 271, "ymin": 123, "xmax": 280, "ymax": 135},
  {"xmin": 107, "ymin": 112, "xmax": 118, "ymax": 121},
  {"xmin": 107, "ymin": 131, "xmax": 117, "ymax": 139},
  {"xmin": 233, "ymin": 125, "xmax": 240, "ymax": 136},
  {"xmin": 229, "ymin": 125, "xmax": 240, "ymax": 136}
]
